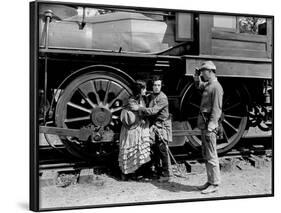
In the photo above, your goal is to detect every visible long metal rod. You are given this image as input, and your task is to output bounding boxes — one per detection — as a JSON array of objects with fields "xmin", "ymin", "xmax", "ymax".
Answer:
[
  {"xmin": 43, "ymin": 57, "xmax": 48, "ymax": 123},
  {"xmin": 44, "ymin": 13, "xmax": 51, "ymax": 49},
  {"xmin": 43, "ymin": 11, "xmax": 52, "ymax": 123}
]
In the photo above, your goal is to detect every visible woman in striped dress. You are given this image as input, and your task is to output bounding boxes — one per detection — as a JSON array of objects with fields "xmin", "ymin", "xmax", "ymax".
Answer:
[{"xmin": 118, "ymin": 80, "xmax": 151, "ymax": 180}]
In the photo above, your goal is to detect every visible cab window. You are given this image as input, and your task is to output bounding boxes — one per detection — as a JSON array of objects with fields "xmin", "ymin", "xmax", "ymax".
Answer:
[{"xmin": 213, "ymin": 15, "xmax": 267, "ymax": 35}]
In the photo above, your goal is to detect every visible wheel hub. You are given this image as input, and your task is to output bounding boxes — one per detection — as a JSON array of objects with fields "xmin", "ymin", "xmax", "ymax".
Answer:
[{"xmin": 91, "ymin": 107, "xmax": 112, "ymax": 127}]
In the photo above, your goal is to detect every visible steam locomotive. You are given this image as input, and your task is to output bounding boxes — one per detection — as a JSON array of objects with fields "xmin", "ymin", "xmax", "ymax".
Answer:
[{"xmin": 34, "ymin": 2, "xmax": 273, "ymax": 160}]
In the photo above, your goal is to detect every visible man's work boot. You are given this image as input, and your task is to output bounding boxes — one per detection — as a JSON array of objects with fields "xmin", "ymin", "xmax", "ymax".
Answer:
[
  {"xmin": 201, "ymin": 184, "xmax": 219, "ymax": 194},
  {"xmin": 196, "ymin": 182, "xmax": 211, "ymax": 190}
]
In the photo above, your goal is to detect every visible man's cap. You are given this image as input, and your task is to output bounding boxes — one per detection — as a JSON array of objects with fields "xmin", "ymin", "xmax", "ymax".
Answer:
[{"xmin": 197, "ymin": 61, "xmax": 216, "ymax": 72}]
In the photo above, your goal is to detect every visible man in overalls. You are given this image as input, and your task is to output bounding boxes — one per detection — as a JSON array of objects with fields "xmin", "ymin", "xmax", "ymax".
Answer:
[{"xmin": 194, "ymin": 61, "xmax": 223, "ymax": 194}]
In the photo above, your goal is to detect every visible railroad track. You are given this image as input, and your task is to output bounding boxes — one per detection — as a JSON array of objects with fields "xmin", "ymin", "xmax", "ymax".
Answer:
[
  {"xmin": 38, "ymin": 136, "xmax": 272, "ymax": 187},
  {"xmin": 175, "ymin": 137, "xmax": 272, "ymax": 161}
]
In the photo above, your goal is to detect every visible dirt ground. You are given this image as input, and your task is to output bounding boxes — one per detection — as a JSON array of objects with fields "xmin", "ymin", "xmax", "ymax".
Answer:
[{"xmin": 39, "ymin": 158, "xmax": 272, "ymax": 210}]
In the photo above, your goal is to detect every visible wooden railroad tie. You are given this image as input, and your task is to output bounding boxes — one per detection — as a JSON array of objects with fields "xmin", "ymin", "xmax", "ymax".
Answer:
[
  {"xmin": 39, "ymin": 168, "xmax": 102, "ymax": 187},
  {"xmin": 246, "ymin": 154, "xmax": 266, "ymax": 169}
]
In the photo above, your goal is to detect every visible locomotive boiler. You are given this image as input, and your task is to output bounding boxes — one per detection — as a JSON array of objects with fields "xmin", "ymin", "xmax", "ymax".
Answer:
[{"xmin": 35, "ymin": 3, "xmax": 273, "ymax": 160}]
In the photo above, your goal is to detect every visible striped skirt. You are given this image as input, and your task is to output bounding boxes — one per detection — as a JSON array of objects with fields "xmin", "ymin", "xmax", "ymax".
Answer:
[{"xmin": 118, "ymin": 122, "xmax": 151, "ymax": 174}]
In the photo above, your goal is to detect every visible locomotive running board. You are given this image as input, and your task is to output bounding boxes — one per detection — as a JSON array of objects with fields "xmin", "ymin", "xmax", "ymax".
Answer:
[{"xmin": 39, "ymin": 126, "xmax": 201, "ymax": 142}]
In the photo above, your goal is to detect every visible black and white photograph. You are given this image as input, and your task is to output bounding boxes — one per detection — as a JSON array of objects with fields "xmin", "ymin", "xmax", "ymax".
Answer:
[{"xmin": 29, "ymin": 0, "xmax": 274, "ymax": 211}]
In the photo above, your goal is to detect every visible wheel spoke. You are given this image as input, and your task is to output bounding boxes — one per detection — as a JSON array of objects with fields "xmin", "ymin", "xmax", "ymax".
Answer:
[
  {"xmin": 91, "ymin": 80, "xmax": 101, "ymax": 105},
  {"xmin": 224, "ymin": 102, "xmax": 240, "ymax": 112},
  {"xmin": 67, "ymin": 102, "xmax": 92, "ymax": 114},
  {"xmin": 77, "ymin": 87, "xmax": 96, "ymax": 109},
  {"xmin": 64, "ymin": 116, "xmax": 91, "ymax": 123},
  {"xmin": 112, "ymin": 115, "xmax": 119, "ymax": 120},
  {"xmin": 111, "ymin": 107, "xmax": 123, "ymax": 113},
  {"xmin": 223, "ymin": 127, "xmax": 230, "ymax": 142},
  {"xmin": 108, "ymin": 89, "xmax": 126, "ymax": 107},
  {"xmin": 223, "ymin": 119, "xmax": 238, "ymax": 133},
  {"xmin": 224, "ymin": 114, "xmax": 243, "ymax": 119},
  {"xmin": 103, "ymin": 80, "xmax": 111, "ymax": 105},
  {"xmin": 189, "ymin": 102, "xmax": 200, "ymax": 109}
]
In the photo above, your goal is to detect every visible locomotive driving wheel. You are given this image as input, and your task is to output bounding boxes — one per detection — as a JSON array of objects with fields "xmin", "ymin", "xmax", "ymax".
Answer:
[
  {"xmin": 55, "ymin": 71, "xmax": 132, "ymax": 160},
  {"xmin": 180, "ymin": 83, "xmax": 248, "ymax": 154}
]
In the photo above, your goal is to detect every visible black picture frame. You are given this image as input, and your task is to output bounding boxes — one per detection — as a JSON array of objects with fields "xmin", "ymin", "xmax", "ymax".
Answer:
[{"xmin": 30, "ymin": 0, "xmax": 274, "ymax": 211}]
